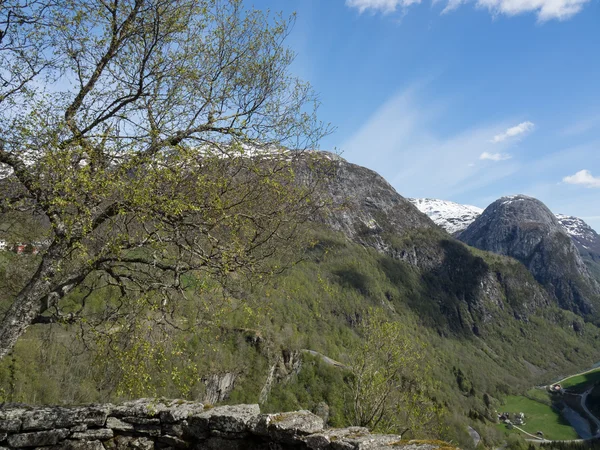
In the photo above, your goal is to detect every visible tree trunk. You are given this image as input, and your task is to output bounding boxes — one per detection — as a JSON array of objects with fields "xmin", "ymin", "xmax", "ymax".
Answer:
[{"xmin": 0, "ymin": 253, "xmax": 58, "ymax": 360}]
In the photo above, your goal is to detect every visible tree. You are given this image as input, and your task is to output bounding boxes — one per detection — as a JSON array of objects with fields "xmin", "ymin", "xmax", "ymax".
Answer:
[
  {"xmin": 0, "ymin": 0, "xmax": 330, "ymax": 360},
  {"xmin": 347, "ymin": 308, "xmax": 443, "ymax": 436}
]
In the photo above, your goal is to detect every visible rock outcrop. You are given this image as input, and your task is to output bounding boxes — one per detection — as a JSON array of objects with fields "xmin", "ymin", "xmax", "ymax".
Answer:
[
  {"xmin": 202, "ymin": 373, "xmax": 237, "ymax": 405},
  {"xmin": 259, "ymin": 350, "xmax": 303, "ymax": 405},
  {"xmin": 298, "ymin": 152, "xmax": 435, "ymax": 259},
  {"xmin": 459, "ymin": 195, "xmax": 600, "ymax": 316},
  {"xmin": 0, "ymin": 399, "xmax": 455, "ymax": 450}
]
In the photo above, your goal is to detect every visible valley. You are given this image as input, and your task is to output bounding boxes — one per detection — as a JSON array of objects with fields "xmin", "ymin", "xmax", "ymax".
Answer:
[
  {"xmin": 0, "ymin": 1, "xmax": 598, "ymax": 449},
  {"xmin": 2, "ymin": 153, "xmax": 600, "ymax": 449},
  {"xmin": 496, "ymin": 367, "xmax": 600, "ymax": 443}
]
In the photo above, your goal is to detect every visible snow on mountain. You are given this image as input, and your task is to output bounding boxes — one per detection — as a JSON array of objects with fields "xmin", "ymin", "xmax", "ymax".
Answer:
[
  {"xmin": 408, "ymin": 198, "xmax": 483, "ymax": 235},
  {"xmin": 556, "ymin": 214, "xmax": 591, "ymax": 239},
  {"xmin": 555, "ymin": 214, "xmax": 600, "ymax": 260},
  {"xmin": 410, "ymin": 197, "xmax": 600, "ymax": 261}
]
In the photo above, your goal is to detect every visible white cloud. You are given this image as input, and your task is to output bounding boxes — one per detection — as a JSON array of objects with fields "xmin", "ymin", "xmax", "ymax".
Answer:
[
  {"xmin": 476, "ymin": 0, "xmax": 590, "ymax": 21},
  {"xmin": 563, "ymin": 170, "xmax": 600, "ymax": 188},
  {"xmin": 480, "ymin": 152, "xmax": 512, "ymax": 161},
  {"xmin": 491, "ymin": 121, "xmax": 535, "ymax": 143},
  {"xmin": 346, "ymin": 0, "xmax": 590, "ymax": 20},
  {"xmin": 441, "ymin": 0, "xmax": 465, "ymax": 13},
  {"xmin": 345, "ymin": 0, "xmax": 420, "ymax": 13}
]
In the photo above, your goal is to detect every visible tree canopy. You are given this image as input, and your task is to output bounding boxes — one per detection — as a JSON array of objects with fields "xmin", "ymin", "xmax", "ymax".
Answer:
[
  {"xmin": 348, "ymin": 308, "xmax": 443, "ymax": 436},
  {"xmin": 0, "ymin": 0, "xmax": 330, "ymax": 359}
]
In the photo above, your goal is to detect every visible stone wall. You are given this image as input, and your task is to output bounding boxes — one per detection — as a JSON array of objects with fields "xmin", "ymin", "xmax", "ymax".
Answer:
[{"xmin": 0, "ymin": 399, "xmax": 454, "ymax": 450}]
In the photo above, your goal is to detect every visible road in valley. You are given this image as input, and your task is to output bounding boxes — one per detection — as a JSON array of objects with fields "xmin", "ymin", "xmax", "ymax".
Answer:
[{"xmin": 522, "ymin": 387, "xmax": 600, "ymax": 444}]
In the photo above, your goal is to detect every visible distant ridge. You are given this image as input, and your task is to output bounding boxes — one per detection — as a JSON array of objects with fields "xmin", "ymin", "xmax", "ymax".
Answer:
[{"xmin": 410, "ymin": 197, "xmax": 600, "ymax": 254}]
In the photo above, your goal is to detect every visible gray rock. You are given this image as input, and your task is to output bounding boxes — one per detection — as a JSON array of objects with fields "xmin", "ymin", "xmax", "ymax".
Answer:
[
  {"xmin": 312, "ymin": 402, "xmax": 329, "ymax": 426},
  {"xmin": 295, "ymin": 154, "xmax": 435, "ymax": 264},
  {"xmin": 120, "ymin": 417, "xmax": 160, "ymax": 425},
  {"xmin": 105, "ymin": 417, "xmax": 134, "ymax": 431},
  {"xmin": 61, "ymin": 440, "xmax": 105, "ymax": 450},
  {"xmin": 187, "ymin": 404, "xmax": 260, "ymax": 438},
  {"xmin": 259, "ymin": 351, "xmax": 303, "ymax": 405},
  {"xmin": 306, "ymin": 427, "xmax": 370, "ymax": 449},
  {"xmin": 105, "ymin": 435, "xmax": 154, "ymax": 450},
  {"xmin": 20, "ymin": 409, "xmax": 68, "ymax": 431},
  {"xmin": 20, "ymin": 406, "xmax": 108, "ymax": 431},
  {"xmin": 162, "ymin": 422, "xmax": 185, "ymax": 438},
  {"xmin": 202, "ymin": 373, "xmax": 237, "ymax": 405},
  {"xmin": 131, "ymin": 423, "xmax": 161, "ymax": 437},
  {"xmin": 7, "ymin": 428, "xmax": 69, "ymax": 447},
  {"xmin": 71, "ymin": 428, "xmax": 114, "ymax": 440},
  {"xmin": 0, "ymin": 408, "xmax": 24, "ymax": 432},
  {"xmin": 467, "ymin": 426, "xmax": 481, "ymax": 447},
  {"xmin": 159, "ymin": 402, "xmax": 204, "ymax": 423},
  {"xmin": 109, "ymin": 399, "xmax": 167, "ymax": 418},
  {"xmin": 0, "ymin": 400, "xmax": 452, "ymax": 450},
  {"xmin": 196, "ymin": 437, "xmax": 269, "ymax": 450},
  {"xmin": 258, "ymin": 410, "xmax": 323, "ymax": 443},
  {"xmin": 158, "ymin": 435, "xmax": 189, "ymax": 448},
  {"xmin": 329, "ymin": 433, "xmax": 402, "ymax": 449},
  {"xmin": 0, "ymin": 421, "xmax": 20, "ymax": 433}
]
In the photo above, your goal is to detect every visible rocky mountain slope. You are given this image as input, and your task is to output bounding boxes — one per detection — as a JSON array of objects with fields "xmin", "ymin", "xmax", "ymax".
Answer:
[
  {"xmin": 302, "ymin": 152, "xmax": 436, "ymax": 248},
  {"xmin": 459, "ymin": 195, "xmax": 600, "ymax": 317},
  {"xmin": 556, "ymin": 214, "xmax": 600, "ymax": 263},
  {"xmin": 304, "ymin": 156, "xmax": 600, "ymax": 323},
  {"xmin": 408, "ymin": 198, "xmax": 483, "ymax": 235},
  {"xmin": 411, "ymin": 198, "xmax": 600, "ymax": 260},
  {"xmin": 298, "ymin": 156, "xmax": 556, "ymax": 329}
]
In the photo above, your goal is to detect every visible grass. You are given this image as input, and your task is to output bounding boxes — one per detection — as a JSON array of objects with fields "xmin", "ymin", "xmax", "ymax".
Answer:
[
  {"xmin": 526, "ymin": 388, "xmax": 554, "ymax": 405},
  {"xmin": 496, "ymin": 395, "xmax": 579, "ymax": 441},
  {"xmin": 560, "ymin": 369, "xmax": 600, "ymax": 392}
]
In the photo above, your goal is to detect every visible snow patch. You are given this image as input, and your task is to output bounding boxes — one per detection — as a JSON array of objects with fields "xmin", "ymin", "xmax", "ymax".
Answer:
[
  {"xmin": 500, "ymin": 195, "xmax": 527, "ymax": 206},
  {"xmin": 556, "ymin": 214, "xmax": 595, "ymax": 240},
  {"xmin": 409, "ymin": 198, "xmax": 483, "ymax": 235}
]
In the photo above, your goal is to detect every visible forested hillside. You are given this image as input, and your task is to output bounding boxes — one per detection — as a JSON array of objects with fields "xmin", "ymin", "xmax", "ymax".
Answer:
[{"xmin": 2, "ymin": 219, "xmax": 600, "ymax": 447}]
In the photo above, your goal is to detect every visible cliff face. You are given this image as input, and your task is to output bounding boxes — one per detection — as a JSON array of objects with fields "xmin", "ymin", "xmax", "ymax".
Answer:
[
  {"xmin": 302, "ymin": 153, "xmax": 435, "ymax": 253},
  {"xmin": 459, "ymin": 195, "xmax": 600, "ymax": 316}
]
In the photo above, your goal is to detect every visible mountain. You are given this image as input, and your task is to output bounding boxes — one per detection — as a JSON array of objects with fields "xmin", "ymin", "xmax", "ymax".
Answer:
[
  {"xmin": 556, "ymin": 214, "xmax": 600, "ymax": 286},
  {"xmin": 408, "ymin": 198, "xmax": 483, "ymax": 235},
  {"xmin": 301, "ymin": 157, "xmax": 559, "ymax": 325},
  {"xmin": 411, "ymin": 197, "xmax": 600, "ymax": 287},
  {"xmin": 556, "ymin": 214, "xmax": 600, "ymax": 263},
  {"xmin": 4, "ymin": 152, "xmax": 600, "ymax": 449},
  {"xmin": 459, "ymin": 195, "xmax": 600, "ymax": 317},
  {"xmin": 300, "ymin": 152, "xmax": 436, "ymax": 248}
]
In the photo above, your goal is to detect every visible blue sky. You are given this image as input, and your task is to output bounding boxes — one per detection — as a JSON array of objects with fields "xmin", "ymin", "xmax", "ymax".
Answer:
[{"xmin": 254, "ymin": 0, "xmax": 600, "ymax": 231}]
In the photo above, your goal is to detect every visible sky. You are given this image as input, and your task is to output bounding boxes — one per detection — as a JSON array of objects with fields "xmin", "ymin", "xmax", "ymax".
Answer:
[{"xmin": 253, "ymin": 0, "xmax": 600, "ymax": 231}]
